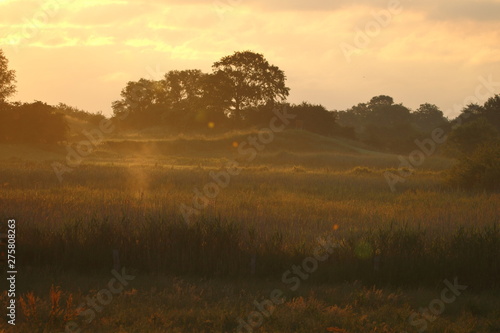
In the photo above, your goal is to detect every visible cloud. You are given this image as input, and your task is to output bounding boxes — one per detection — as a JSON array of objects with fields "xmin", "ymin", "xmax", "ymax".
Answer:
[
  {"xmin": 28, "ymin": 36, "xmax": 78, "ymax": 48},
  {"xmin": 85, "ymin": 35, "xmax": 115, "ymax": 46},
  {"xmin": 243, "ymin": 0, "xmax": 386, "ymax": 12},
  {"xmin": 427, "ymin": 0, "xmax": 500, "ymax": 21}
]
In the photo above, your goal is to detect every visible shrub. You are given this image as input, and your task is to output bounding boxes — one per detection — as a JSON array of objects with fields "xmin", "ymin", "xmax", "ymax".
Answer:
[
  {"xmin": 445, "ymin": 118, "xmax": 499, "ymax": 157},
  {"xmin": 446, "ymin": 140, "xmax": 500, "ymax": 191},
  {"xmin": 0, "ymin": 101, "xmax": 68, "ymax": 143}
]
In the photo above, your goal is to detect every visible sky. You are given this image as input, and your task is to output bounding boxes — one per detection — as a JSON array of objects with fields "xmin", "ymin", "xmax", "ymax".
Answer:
[{"xmin": 1, "ymin": 0, "xmax": 500, "ymax": 118}]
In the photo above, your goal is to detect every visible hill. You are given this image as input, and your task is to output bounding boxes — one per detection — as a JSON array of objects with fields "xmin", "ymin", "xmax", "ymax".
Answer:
[{"xmin": 0, "ymin": 128, "xmax": 454, "ymax": 172}]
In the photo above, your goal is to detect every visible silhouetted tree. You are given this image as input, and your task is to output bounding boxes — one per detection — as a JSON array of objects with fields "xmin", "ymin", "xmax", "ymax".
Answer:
[
  {"xmin": 159, "ymin": 70, "xmax": 215, "ymax": 131},
  {"xmin": 112, "ymin": 78, "xmax": 163, "ymax": 122},
  {"xmin": 0, "ymin": 101, "xmax": 68, "ymax": 143},
  {"xmin": 111, "ymin": 69, "xmax": 231, "ymax": 132},
  {"xmin": 160, "ymin": 70, "xmax": 206, "ymax": 108},
  {"xmin": 369, "ymin": 95, "xmax": 393, "ymax": 106},
  {"xmin": 367, "ymin": 96, "xmax": 411, "ymax": 126},
  {"xmin": 482, "ymin": 94, "xmax": 500, "ymax": 131},
  {"xmin": 452, "ymin": 96, "xmax": 500, "ymax": 132},
  {"xmin": 336, "ymin": 95, "xmax": 418, "ymax": 151},
  {"xmin": 412, "ymin": 103, "xmax": 448, "ymax": 133},
  {"xmin": 0, "ymin": 49, "xmax": 16, "ymax": 102},
  {"xmin": 445, "ymin": 96, "xmax": 500, "ymax": 190},
  {"xmin": 0, "ymin": 101, "xmax": 15, "ymax": 142},
  {"xmin": 289, "ymin": 102, "xmax": 338, "ymax": 136},
  {"xmin": 18, "ymin": 102, "xmax": 68, "ymax": 143},
  {"xmin": 202, "ymin": 71, "xmax": 233, "ymax": 116},
  {"xmin": 335, "ymin": 104, "xmax": 369, "ymax": 129},
  {"xmin": 160, "ymin": 70, "xmax": 231, "ymax": 132},
  {"xmin": 212, "ymin": 51, "xmax": 290, "ymax": 121},
  {"xmin": 338, "ymin": 95, "xmax": 412, "ymax": 130},
  {"xmin": 460, "ymin": 103, "xmax": 483, "ymax": 119},
  {"xmin": 445, "ymin": 118, "xmax": 499, "ymax": 157},
  {"xmin": 110, "ymin": 51, "xmax": 290, "ymax": 131}
]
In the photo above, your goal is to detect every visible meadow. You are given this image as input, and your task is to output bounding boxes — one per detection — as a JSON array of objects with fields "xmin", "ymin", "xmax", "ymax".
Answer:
[{"xmin": 0, "ymin": 129, "xmax": 499, "ymax": 332}]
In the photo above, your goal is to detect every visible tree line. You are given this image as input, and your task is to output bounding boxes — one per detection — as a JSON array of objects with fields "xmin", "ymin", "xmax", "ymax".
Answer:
[{"xmin": 0, "ymin": 49, "xmax": 499, "ymax": 160}]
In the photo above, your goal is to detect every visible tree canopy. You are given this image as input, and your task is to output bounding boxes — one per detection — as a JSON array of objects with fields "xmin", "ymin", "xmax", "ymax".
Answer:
[
  {"xmin": 0, "ymin": 101, "xmax": 68, "ymax": 144},
  {"xmin": 111, "ymin": 51, "xmax": 291, "ymax": 131},
  {"xmin": 0, "ymin": 49, "xmax": 16, "ymax": 102},
  {"xmin": 212, "ymin": 51, "xmax": 290, "ymax": 120}
]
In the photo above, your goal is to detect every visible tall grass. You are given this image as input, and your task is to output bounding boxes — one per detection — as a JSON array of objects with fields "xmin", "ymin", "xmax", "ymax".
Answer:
[
  {"xmin": 0, "ymin": 135, "xmax": 499, "ymax": 332},
  {"xmin": 0, "ymin": 160, "xmax": 498, "ymax": 288}
]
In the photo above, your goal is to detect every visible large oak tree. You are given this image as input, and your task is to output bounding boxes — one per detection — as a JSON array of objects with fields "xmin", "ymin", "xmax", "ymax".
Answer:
[{"xmin": 212, "ymin": 51, "xmax": 290, "ymax": 121}]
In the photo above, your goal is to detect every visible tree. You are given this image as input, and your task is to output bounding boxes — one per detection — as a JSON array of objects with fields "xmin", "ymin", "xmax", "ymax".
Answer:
[
  {"xmin": 336, "ymin": 103, "xmax": 370, "ymax": 129},
  {"xmin": 111, "ymin": 78, "xmax": 165, "ymax": 128},
  {"xmin": 202, "ymin": 71, "xmax": 233, "ymax": 115},
  {"xmin": 446, "ymin": 140, "xmax": 500, "ymax": 191},
  {"xmin": 111, "ymin": 69, "xmax": 229, "ymax": 131},
  {"xmin": 482, "ymin": 94, "xmax": 500, "ymax": 131},
  {"xmin": 369, "ymin": 95, "xmax": 393, "ymax": 106},
  {"xmin": 160, "ymin": 70, "xmax": 206, "ymax": 111},
  {"xmin": 155, "ymin": 70, "xmax": 208, "ymax": 131},
  {"xmin": 412, "ymin": 103, "xmax": 448, "ymax": 133},
  {"xmin": 212, "ymin": 51, "xmax": 290, "ymax": 121},
  {"xmin": 445, "ymin": 118, "xmax": 499, "ymax": 157},
  {"xmin": 337, "ymin": 96, "xmax": 418, "ymax": 151},
  {"xmin": 341, "ymin": 95, "xmax": 411, "ymax": 129},
  {"xmin": 366, "ymin": 95, "xmax": 411, "ymax": 126},
  {"xmin": 445, "ymin": 97, "xmax": 500, "ymax": 191},
  {"xmin": 0, "ymin": 101, "xmax": 15, "ymax": 142},
  {"xmin": 0, "ymin": 49, "xmax": 16, "ymax": 102},
  {"xmin": 452, "ymin": 97, "xmax": 500, "ymax": 132},
  {"xmin": 289, "ymin": 102, "xmax": 338, "ymax": 136},
  {"xmin": 110, "ymin": 52, "xmax": 290, "ymax": 130},
  {"xmin": 112, "ymin": 79, "xmax": 162, "ymax": 117},
  {"xmin": 0, "ymin": 102, "xmax": 68, "ymax": 143},
  {"xmin": 459, "ymin": 103, "xmax": 484, "ymax": 121}
]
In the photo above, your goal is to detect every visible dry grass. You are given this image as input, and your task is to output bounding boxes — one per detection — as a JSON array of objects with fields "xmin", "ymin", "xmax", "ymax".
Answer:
[{"xmin": 0, "ymin": 131, "xmax": 498, "ymax": 332}]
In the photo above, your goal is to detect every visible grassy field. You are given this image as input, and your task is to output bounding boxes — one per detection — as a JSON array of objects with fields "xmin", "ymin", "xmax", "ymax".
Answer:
[{"xmin": 0, "ymin": 129, "xmax": 499, "ymax": 332}]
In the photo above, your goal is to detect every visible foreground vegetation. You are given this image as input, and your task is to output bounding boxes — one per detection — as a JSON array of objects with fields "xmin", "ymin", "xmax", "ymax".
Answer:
[
  {"xmin": 0, "ymin": 130, "xmax": 498, "ymax": 332},
  {"xmin": 2, "ymin": 273, "xmax": 500, "ymax": 333}
]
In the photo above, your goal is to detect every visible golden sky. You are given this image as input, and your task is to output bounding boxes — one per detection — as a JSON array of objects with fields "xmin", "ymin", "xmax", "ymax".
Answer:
[{"xmin": 1, "ymin": 0, "xmax": 500, "ymax": 117}]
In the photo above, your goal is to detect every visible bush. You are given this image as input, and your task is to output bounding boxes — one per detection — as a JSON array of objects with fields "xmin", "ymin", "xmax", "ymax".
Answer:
[
  {"xmin": 446, "ymin": 140, "xmax": 500, "ymax": 191},
  {"xmin": 0, "ymin": 101, "xmax": 68, "ymax": 143},
  {"xmin": 445, "ymin": 118, "xmax": 499, "ymax": 157}
]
